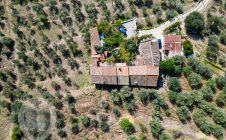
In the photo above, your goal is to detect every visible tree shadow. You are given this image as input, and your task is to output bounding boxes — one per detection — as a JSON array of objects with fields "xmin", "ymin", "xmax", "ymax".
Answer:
[{"xmin": 186, "ymin": 32, "xmax": 204, "ymax": 41}]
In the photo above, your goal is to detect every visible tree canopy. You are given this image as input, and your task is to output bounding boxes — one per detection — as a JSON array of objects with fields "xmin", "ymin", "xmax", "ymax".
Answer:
[
  {"xmin": 182, "ymin": 40, "xmax": 193, "ymax": 57},
  {"xmin": 185, "ymin": 12, "xmax": 205, "ymax": 34}
]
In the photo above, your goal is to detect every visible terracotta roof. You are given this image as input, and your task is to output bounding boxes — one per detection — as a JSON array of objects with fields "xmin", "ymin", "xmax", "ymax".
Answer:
[
  {"xmin": 103, "ymin": 76, "xmax": 117, "ymax": 85},
  {"xmin": 89, "ymin": 27, "xmax": 101, "ymax": 55},
  {"xmin": 90, "ymin": 65, "xmax": 159, "ymax": 86},
  {"xmin": 117, "ymin": 66, "xmax": 129, "ymax": 76},
  {"xmin": 147, "ymin": 76, "xmax": 159, "ymax": 87},
  {"xmin": 165, "ymin": 35, "xmax": 182, "ymax": 43},
  {"xmin": 151, "ymin": 41, "xmax": 160, "ymax": 66},
  {"xmin": 91, "ymin": 60, "xmax": 98, "ymax": 67},
  {"xmin": 118, "ymin": 76, "xmax": 129, "ymax": 85},
  {"xmin": 90, "ymin": 66, "xmax": 102, "ymax": 75},
  {"xmin": 91, "ymin": 75, "xmax": 103, "ymax": 84},
  {"xmin": 164, "ymin": 43, "xmax": 182, "ymax": 52},
  {"xmin": 138, "ymin": 40, "xmax": 160, "ymax": 66},
  {"xmin": 129, "ymin": 66, "xmax": 159, "ymax": 76},
  {"xmin": 102, "ymin": 67, "xmax": 117, "ymax": 76},
  {"xmin": 139, "ymin": 41, "xmax": 152, "ymax": 58},
  {"xmin": 129, "ymin": 75, "xmax": 158, "ymax": 87},
  {"xmin": 130, "ymin": 75, "xmax": 147, "ymax": 86}
]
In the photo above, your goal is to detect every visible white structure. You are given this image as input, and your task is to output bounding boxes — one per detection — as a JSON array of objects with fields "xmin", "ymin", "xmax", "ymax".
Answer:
[
  {"xmin": 121, "ymin": 18, "xmax": 137, "ymax": 38},
  {"xmin": 162, "ymin": 35, "xmax": 184, "ymax": 59}
]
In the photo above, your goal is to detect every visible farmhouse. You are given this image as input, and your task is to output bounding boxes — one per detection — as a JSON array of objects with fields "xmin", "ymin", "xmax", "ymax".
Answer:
[
  {"xmin": 89, "ymin": 27, "xmax": 160, "ymax": 87},
  {"xmin": 163, "ymin": 35, "xmax": 183, "ymax": 58}
]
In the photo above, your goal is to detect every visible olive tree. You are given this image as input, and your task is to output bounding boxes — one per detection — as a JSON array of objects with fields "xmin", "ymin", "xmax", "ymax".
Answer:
[
  {"xmin": 168, "ymin": 77, "xmax": 181, "ymax": 92},
  {"xmin": 213, "ymin": 109, "xmax": 226, "ymax": 129},
  {"xmin": 187, "ymin": 73, "xmax": 202, "ymax": 89},
  {"xmin": 185, "ymin": 12, "xmax": 205, "ymax": 34},
  {"xmin": 150, "ymin": 119, "xmax": 164, "ymax": 138},
  {"xmin": 176, "ymin": 106, "xmax": 189, "ymax": 122}
]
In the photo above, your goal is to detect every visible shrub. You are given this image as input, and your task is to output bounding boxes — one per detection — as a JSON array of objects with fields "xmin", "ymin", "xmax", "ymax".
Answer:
[
  {"xmin": 0, "ymin": 100, "xmax": 11, "ymax": 112},
  {"xmin": 207, "ymin": 15, "xmax": 224, "ymax": 34},
  {"xmin": 176, "ymin": 93, "xmax": 193, "ymax": 107},
  {"xmin": 206, "ymin": 79, "xmax": 216, "ymax": 91},
  {"xmin": 65, "ymin": 95, "xmax": 75, "ymax": 104},
  {"xmin": 99, "ymin": 113, "xmax": 108, "ymax": 122},
  {"xmin": 89, "ymin": 108, "xmax": 97, "ymax": 115},
  {"xmin": 163, "ymin": 21, "xmax": 181, "ymax": 34},
  {"xmin": 208, "ymin": 35, "xmax": 218, "ymax": 46},
  {"xmin": 206, "ymin": 45, "xmax": 218, "ymax": 62},
  {"xmin": 55, "ymin": 118, "xmax": 65, "ymax": 129},
  {"xmin": 110, "ymin": 89, "xmax": 121, "ymax": 105},
  {"xmin": 220, "ymin": 32, "xmax": 226, "ymax": 45},
  {"xmin": 100, "ymin": 121, "xmax": 109, "ymax": 132},
  {"xmin": 150, "ymin": 90, "xmax": 158, "ymax": 100},
  {"xmin": 119, "ymin": 118, "xmax": 134, "ymax": 134},
  {"xmin": 215, "ymin": 76, "xmax": 226, "ymax": 89},
  {"xmin": 212, "ymin": 109, "xmax": 226, "ymax": 129},
  {"xmin": 70, "ymin": 116, "xmax": 78, "ymax": 124},
  {"xmin": 153, "ymin": 97, "xmax": 166, "ymax": 111},
  {"xmin": 182, "ymin": 40, "xmax": 193, "ymax": 57},
  {"xmin": 71, "ymin": 124, "xmax": 79, "ymax": 134},
  {"xmin": 138, "ymin": 88, "xmax": 158, "ymax": 101},
  {"xmin": 192, "ymin": 109, "xmax": 212, "ymax": 135},
  {"xmin": 138, "ymin": 89, "xmax": 149, "ymax": 105},
  {"xmin": 198, "ymin": 100, "xmax": 213, "ymax": 114},
  {"xmin": 159, "ymin": 132, "xmax": 171, "ymax": 140},
  {"xmin": 192, "ymin": 109, "xmax": 223, "ymax": 140},
  {"xmin": 11, "ymin": 125, "xmax": 22, "ymax": 140},
  {"xmin": 139, "ymin": 123, "xmax": 147, "ymax": 133},
  {"xmin": 112, "ymin": 108, "xmax": 121, "ymax": 117},
  {"xmin": 187, "ymin": 58, "xmax": 199, "ymax": 69},
  {"xmin": 219, "ymin": 57, "xmax": 226, "ymax": 67},
  {"xmin": 182, "ymin": 65, "xmax": 192, "ymax": 77},
  {"xmin": 120, "ymin": 86, "xmax": 133, "ymax": 102},
  {"xmin": 168, "ymin": 77, "xmax": 181, "ymax": 92},
  {"xmin": 124, "ymin": 100, "xmax": 136, "ymax": 112},
  {"xmin": 57, "ymin": 130, "xmax": 67, "ymax": 138},
  {"xmin": 201, "ymin": 87, "xmax": 214, "ymax": 101},
  {"xmin": 196, "ymin": 64, "xmax": 212, "ymax": 79},
  {"xmin": 151, "ymin": 110, "xmax": 162, "ymax": 120},
  {"xmin": 211, "ymin": 124, "xmax": 223, "ymax": 140},
  {"xmin": 80, "ymin": 114, "xmax": 90, "ymax": 127},
  {"xmin": 150, "ymin": 119, "xmax": 163, "ymax": 138},
  {"xmin": 190, "ymin": 90, "xmax": 203, "ymax": 105},
  {"xmin": 90, "ymin": 119, "xmax": 98, "ymax": 128},
  {"xmin": 172, "ymin": 129, "xmax": 182, "ymax": 139},
  {"xmin": 168, "ymin": 91, "xmax": 178, "ymax": 103},
  {"xmin": 216, "ymin": 93, "xmax": 226, "ymax": 107},
  {"xmin": 172, "ymin": 55, "xmax": 184, "ymax": 67},
  {"xmin": 187, "ymin": 73, "xmax": 202, "ymax": 89},
  {"xmin": 127, "ymin": 135, "xmax": 137, "ymax": 140},
  {"xmin": 0, "ymin": 37, "xmax": 15, "ymax": 48},
  {"xmin": 176, "ymin": 106, "xmax": 189, "ymax": 122},
  {"xmin": 187, "ymin": 58, "xmax": 212, "ymax": 78},
  {"xmin": 101, "ymin": 100, "xmax": 109, "ymax": 110},
  {"xmin": 138, "ymin": 133, "xmax": 146, "ymax": 140}
]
